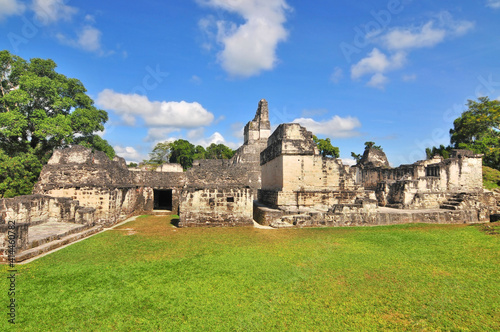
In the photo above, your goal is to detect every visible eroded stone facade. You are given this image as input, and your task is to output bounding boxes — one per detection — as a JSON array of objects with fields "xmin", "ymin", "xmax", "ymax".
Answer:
[
  {"xmin": 255, "ymin": 122, "xmax": 497, "ymax": 228},
  {"xmin": 1, "ymin": 98, "xmax": 498, "ymax": 262}
]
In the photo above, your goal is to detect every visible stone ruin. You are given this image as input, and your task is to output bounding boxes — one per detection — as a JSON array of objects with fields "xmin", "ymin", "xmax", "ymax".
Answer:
[{"xmin": 1, "ymin": 99, "xmax": 499, "ymax": 261}]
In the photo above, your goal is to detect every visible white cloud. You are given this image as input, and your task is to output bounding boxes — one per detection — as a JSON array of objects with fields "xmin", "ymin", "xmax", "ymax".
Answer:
[
  {"xmin": 366, "ymin": 73, "xmax": 388, "ymax": 89},
  {"xmin": 57, "ymin": 25, "xmax": 105, "ymax": 54},
  {"xmin": 340, "ymin": 158, "xmax": 357, "ymax": 166},
  {"xmin": 0, "ymin": 0, "xmax": 25, "ymax": 20},
  {"xmin": 351, "ymin": 48, "xmax": 406, "ymax": 87},
  {"xmin": 193, "ymin": 132, "xmax": 240, "ymax": 149},
  {"xmin": 382, "ymin": 22, "xmax": 446, "ymax": 50},
  {"xmin": 292, "ymin": 115, "xmax": 361, "ymax": 138},
  {"xmin": 113, "ymin": 146, "xmax": 145, "ymax": 163},
  {"xmin": 487, "ymin": 0, "xmax": 500, "ymax": 8},
  {"xmin": 198, "ymin": 0, "xmax": 291, "ymax": 77},
  {"xmin": 144, "ymin": 128, "xmax": 180, "ymax": 143},
  {"xmin": 351, "ymin": 13, "xmax": 474, "ymax": 89},
  {"xmin": 97, "ymin": 89, "xmax": 215, "ymax": 128},
  {"xmin": 330, "ymin": 67, "xmax": 343, "ymax": 83},
  {"xmin": 76, "ymin": 25, "xmax": 102, "ymax": 52},
  {"xmin": 32, "ymin": 0, "xmax": 78, "ymax": 25},
  {"xmin": 230, "ymin": 122, "xmax": 244, "ymax": 139},
  {"xmin": 187, "ymin": 127, "xmax": 205, "ymax": 140}
]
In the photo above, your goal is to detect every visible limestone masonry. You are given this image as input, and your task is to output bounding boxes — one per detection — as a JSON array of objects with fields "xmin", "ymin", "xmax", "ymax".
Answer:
[{"xmin": 1, "ymin": 99, "xmax": 499, "ymax": 261}]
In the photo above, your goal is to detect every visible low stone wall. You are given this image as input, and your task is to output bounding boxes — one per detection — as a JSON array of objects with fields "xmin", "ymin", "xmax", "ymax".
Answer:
[
  {"xmin": 0, "ymin": 194, "xmax": 96, "ymax": 263},
  {"xmin": 0, "ymin": 194, "xmax": 95, "ymax": 225},
  {"xmin": 254, "ymin": 202, "xmax": 491, "ymax": 228},
  {"xmin": 41, "ymin": 186, "xmax": 152, "ymax": 226}
]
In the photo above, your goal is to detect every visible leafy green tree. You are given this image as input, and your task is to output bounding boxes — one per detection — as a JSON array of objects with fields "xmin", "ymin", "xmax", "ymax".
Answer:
[
  {"xmin": 450, "ymin": 96, "xmax": 500, "ymax": 170},
  {"xmin": 127, "ymin": 162, "xmax": 138, "ymax": 168},
  {"xmin": 145, "ymin": 140, "xmax": 236, "ymax": 170},
  {"xmin": 76, "ymin": 135, "xmax": 115, "ymax": 159},
  {"xmin": 0, "ymin": 149, "xmax": 43, "ymax": 198},
  {"xmin": 0, "ymin": 50, "xmax": 114, "ymax": 197},
  {"xmin": 313, "ymin": 135, "xmax": 340, "ymax": 158},
  {"xmin": 425, "ymin": 144, "xmax": 452, "ymax": 160},
  {"xmin": 146, "ymin": 141, "xmax": 172, "ymax": 166},
  {"xmin": 194, "ymin": 145, "xmax": 206, "ymax": 160},
  {"xmin": 169, "ymin": 139, "xmax": 196, "ymax": 169},
  {"xmin": 0, "ymin": 50, "xmax": 111, "ymax": 158},
  {"xmin": 205, "ymin": 143, "xmax": 235, "ymax": 159}
]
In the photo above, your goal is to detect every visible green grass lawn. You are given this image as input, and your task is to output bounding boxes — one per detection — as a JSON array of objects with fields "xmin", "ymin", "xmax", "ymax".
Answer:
[{"xmin": 2, "ymin": 216, "xmax": 500, "ymax": 331}]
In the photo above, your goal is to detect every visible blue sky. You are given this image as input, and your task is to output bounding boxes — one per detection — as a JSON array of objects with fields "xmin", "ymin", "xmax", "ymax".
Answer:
[{"xmin": 1, "ymin": 0, "xmax": 500, "ymax": 165}]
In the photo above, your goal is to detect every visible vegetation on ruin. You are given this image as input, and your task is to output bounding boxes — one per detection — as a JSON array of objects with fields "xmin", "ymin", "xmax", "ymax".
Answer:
[
  {"xmin": 351, "ymin": 141, "xmax": 383, "ymax": 164},
  {"xmin": 428, "ymin": 96, "xmax": 500, "ymax": 173},
  {"xmin": 0, "ymin": 50, "xmax": 114, "ymax": 197},
  {"xmin": 425, "ymin": 144, "xmax": 452, "ymax": 160},
  {"xmin": 483, "ymin": 165, "xmax": 500, "ymax": 190},
  {"xmin": 313, "ymin": 135, "xmax": 340, "ymax": 158},
  {"xmin": 364, "ymin": 141, "xmax": 383, "ymax": 151},
  {"xmin": 3, "ymin": 216, "xmax": 499, "ymax": 331},
  {"xmin": 144, "ymin": 139, "xmax": 235, "ymax": 170}
]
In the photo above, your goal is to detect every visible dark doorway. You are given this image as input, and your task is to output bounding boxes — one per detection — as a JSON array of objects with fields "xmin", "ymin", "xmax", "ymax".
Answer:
[{"xmin": 154, "ymin": 189, "xmax": 173, "ymax": 210}]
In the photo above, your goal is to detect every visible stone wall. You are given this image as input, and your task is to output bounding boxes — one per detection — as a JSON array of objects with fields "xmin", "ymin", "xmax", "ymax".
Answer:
[
  {"xmin": 34, "ymin": 138, "xmax": 265, "ymax": 227},
  {"xmin": 179, "ymin": 188, "xmax": 253, "ymax": 226},
  {"xmin": 0, "ymin": 194, "xmax": 95, "ymax": 225},
  {"xmin": 357, "ymin": 150, "xmax": 484, "ymax": 208},
  {"xmin": 243, "ymin": 99, "xmax": 271, "ymax": 145},
  {"xmin": 0, "ymin": 194, "xmax": 96, "ymax": 260},
  {"xmin": 0, "ymin": 223, "xmax": 29, "ymax": 259},
  {"xmin": 259, "ymin": 123, "xmax": 358, "ymax": 210},
  {"xmin": 155, "ymin": 163, "xmax": 184, "ymax": 172},
  {"xmin": 254, "ymin": 202, "xmax": 491, "ymax": 228}
]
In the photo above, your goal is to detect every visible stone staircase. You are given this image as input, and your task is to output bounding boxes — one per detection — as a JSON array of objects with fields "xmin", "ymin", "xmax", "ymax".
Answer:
[{"xmin": 440, "ymin": 194, "xmax": 465, "ymax": 210}]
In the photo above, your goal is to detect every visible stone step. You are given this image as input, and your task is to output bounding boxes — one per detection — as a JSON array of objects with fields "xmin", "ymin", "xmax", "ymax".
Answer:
[
  {"xmin": 15, "ymin": 225, "xmax": 103, "ymax": 262},
  {"xmin": 27, "ymin": 223, "xmax": 93, "ymax": 249},
  {"xmin": 151, "ymin": 210, "xmax": 174, "ymax": 216},
  {"xmin": 446, "ymin": 200, "xmax": 462, "ymax": 206},
  {"xmin": 440, "ymin": 204, "xmax": 458, "ymax": 210},
  {"xmin": 270, "ymin": 220, "xmax": 295, "ymax": 228}
]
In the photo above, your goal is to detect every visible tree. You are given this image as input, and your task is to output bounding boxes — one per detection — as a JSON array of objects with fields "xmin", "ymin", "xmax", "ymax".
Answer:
[
  {"xmin": 145, "ymin": 139, "xmax": 236, "ymax": 170},
  {"xmin": 194, "ymin": 145, "xmax": 206, "ymax": 160},
  {"xmin": 351, "ymin": 152, "xmax": 362, "ymax": 163},
  {"xmin": 351, "ymin": 141, "xmax": 382, "ymax": 164},
  {"xmin": 0, "ymin": 51, "xmax": 112, "ymax": 158},
  {"xmin": 205, "ymin": 143, "xmax": 235, "ymax": 159},
  {"xmin": 425, "ymin": 144, "xmax": 451, "ymax": 160},
  {"xmin": 364, "ymin": 141, "xmax": 382, "ymax": 151},
  {"xmin": 147, "ymin": 142, "xmax": 172, "ymax": 166},
  {"xmin": 0, "ymin": 149, "xmax": 42, "ymax": 198},
  {"xmin": 75, "ymin": 135, "xmax": 115, "ymax": 159},
  {"xmin": 313, "ymin": 135, "xmax": 340, "ymax": 158},
  {"xmin": 0, "ymin": 50, "xmax": 114, "ymax": 197},
  {"xmin": 450, "ymin": 96, "xmax": 499, "ymax": 170},
  {"xmin": 169, "ymin": 139, "xmax": 196, "ymax": 169}
]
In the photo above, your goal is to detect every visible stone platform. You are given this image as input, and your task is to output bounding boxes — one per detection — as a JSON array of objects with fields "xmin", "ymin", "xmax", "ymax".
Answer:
[
  {"xmin": 14, "ymin": 222, "xmax": 103, "ymax": 262},
  {"xmin": 254, "ymin": 201, "xmax": 491, "ymax": 228}
]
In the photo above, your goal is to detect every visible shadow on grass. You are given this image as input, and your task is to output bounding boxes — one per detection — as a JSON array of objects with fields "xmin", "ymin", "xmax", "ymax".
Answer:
[{"xmin": 170, "ymin": 214, "xmax": 180, "ymax": 228}]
